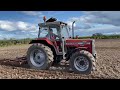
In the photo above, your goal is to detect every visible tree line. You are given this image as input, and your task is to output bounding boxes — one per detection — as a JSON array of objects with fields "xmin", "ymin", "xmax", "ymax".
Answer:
[
  {"xmin": 0, "ymin": 38, "xmax": 33, "ymax": 47},
  {"xmin": 0, "ymin": 34, "xmax": 120, "ymax": 47},
  {"xmin": 76, "ymin": 33, "xmax": 120, "ymax": 39}
]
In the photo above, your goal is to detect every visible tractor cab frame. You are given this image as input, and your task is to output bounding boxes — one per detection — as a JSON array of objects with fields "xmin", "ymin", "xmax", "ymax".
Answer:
[
  {"xmin": 38, "ymin": 21, "xmax": 70, "ymax": 41},
  {"xmin": 37, "ymin": 20, "xmax": 72, "ymax": 59}
]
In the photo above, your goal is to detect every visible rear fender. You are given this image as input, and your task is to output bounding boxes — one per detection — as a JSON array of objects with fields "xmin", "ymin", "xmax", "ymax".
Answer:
[
  {"xmin": 29, "ymin": 39, "xmax": 62, "ymax": 55},
  {"xmin": 29, "ymin": 39, "xmax": 53, "ymax": 46}
]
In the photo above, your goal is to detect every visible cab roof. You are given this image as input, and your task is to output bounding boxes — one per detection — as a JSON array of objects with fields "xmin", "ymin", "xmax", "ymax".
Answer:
[
  {"xmin": 38, "ymin": 17, "xmax": 67, "ymax": 27},
  {"xmin": 38, "ymin": 21, "xmax": 67, "ymax": 27}
]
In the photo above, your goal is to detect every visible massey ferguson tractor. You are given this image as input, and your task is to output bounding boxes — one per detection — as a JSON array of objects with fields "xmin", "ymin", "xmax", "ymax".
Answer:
[{"xmin": 26, "ymin": 16, "xmax": 97, "ymax": 74}]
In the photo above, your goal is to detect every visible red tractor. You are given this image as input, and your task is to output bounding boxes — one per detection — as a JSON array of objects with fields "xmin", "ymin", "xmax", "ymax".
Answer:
[{"xmin": 27, "ymin": 17, "xmax": 97, "ymax": 74}]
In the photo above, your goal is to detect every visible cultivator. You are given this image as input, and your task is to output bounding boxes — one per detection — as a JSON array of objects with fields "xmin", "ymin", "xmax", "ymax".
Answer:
[
  {"xmin": 0, "ymin": 56, "xmax": 70, "ymax": 68},
  {"xmin": 0, "ymin": 56, "xmax": 27, "ymax": 67}
]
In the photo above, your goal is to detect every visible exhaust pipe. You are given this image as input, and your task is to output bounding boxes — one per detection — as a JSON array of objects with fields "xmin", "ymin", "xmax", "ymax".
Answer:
[
  {"xmin": 72, "ymin": 21, "xmax": 75, "ymax": 39},
  {"xmin": 62, "ymin": 37, "xmax": 66, "ymax": 60}
]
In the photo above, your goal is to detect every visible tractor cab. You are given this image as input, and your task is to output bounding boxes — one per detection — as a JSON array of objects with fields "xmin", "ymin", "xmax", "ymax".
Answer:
[
  {"xmin": 38, "ymin": 17, "xmax": 70, "ymax": 53},
  {"xmin": 38, "ymin": 17, "xmax": 70, "ymax": 39}
]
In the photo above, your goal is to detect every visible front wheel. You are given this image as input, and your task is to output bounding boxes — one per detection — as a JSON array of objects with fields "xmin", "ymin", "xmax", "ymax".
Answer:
[{"xmin": 69, "ymin": 50, "xmax": 96, "ymax": 74}]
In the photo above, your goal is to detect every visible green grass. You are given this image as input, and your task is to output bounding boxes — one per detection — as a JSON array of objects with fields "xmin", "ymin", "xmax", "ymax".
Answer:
[
  {"xmin": 76, "ymin": 35, "xmax": 120, "ymax": 39},
  {"xmin": 0, "ymin": 34, "xmax": 120, "ymax": 47},
  {"xmin": 0, "ymin": 38, "xmax": 32, "ymax": 47}
]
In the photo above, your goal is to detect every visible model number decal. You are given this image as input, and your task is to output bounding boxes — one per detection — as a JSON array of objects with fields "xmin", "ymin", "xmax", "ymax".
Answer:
[{"xmin": 66, "ymin": 42, "xmax": 90, "ymax": 45}]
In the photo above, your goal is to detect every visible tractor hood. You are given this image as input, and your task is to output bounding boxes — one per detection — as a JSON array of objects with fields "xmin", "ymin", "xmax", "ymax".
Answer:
[
  {"xmin": 65, "ymin": 39, "xmax": 94, "ymax": 53},
  {"xmin": 65, "ymin": 39, "xmax": 96, "ymax": 58},
  {"xmin": 65, "ymin": 39, "xmax": 93, "ymax": 46}
]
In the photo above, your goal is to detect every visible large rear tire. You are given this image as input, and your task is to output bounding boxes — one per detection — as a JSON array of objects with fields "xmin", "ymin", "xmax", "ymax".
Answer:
[
  {"xmin": 69, "ymin": 50, "xmax": 96, "ymax": 74},
  {"xmin": 27, "ymin": 43, "xmax": 54, "ymax": 70}
]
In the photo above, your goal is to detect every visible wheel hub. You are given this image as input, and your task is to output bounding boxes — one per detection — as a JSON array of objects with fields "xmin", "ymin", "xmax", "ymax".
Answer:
[
  {"xmin": 30, "ymin": 49, "xmax": 45, "ymax": 67},
  {"xmin": 79, "ymin": 61, "xmax": 85, "ymax": 66},
  {"xmin": 74, "ymin": 56, "xmax": 89, "ymax": 71},
  {"xmin": 35, "ymin": 53, "xmax": 44, "ymax": 63},
  {"xmin": 37, "ymin": 56, "xmax": 40, "ymax": 59}
]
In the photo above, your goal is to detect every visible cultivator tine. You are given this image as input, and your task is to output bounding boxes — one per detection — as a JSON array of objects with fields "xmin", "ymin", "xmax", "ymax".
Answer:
[{"xmin": 0, "ymin": 56, "xmax": 28, "ymax": 67}]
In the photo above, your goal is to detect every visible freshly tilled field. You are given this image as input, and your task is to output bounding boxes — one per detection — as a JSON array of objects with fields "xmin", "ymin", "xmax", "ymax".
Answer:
[{"xmin": 0, "ymin": 39, "xmax": 119, "ymax": 79}]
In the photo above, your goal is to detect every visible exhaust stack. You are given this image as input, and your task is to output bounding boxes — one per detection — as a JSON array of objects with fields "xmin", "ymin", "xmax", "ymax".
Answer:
[{"xmin": 72, "ymin": 21, "xmax": 75, "ymax": 39}]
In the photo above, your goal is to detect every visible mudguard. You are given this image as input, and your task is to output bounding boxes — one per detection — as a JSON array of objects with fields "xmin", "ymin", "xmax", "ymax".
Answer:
[
  {"xmin": 29, "ymin": 38, "xmax": 53, "ymax": 45},
  {"xmin": 29, "ymin": 38, "xmax": 62, "ymax": 55}
]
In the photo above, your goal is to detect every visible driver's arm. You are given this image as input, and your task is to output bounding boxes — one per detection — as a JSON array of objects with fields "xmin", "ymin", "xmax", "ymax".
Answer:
[
  {"xmin": 54, "ymin": 34, "xmax": 60, "ymax": 39},
  {"xmin": 55, "ymin": 35, "xmax": 60, "ymax": 39}
]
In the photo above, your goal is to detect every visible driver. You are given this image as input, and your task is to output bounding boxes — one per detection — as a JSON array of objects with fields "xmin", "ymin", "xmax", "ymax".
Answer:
[
  {"xmin": 46, "ymin": 28, "xmax": 59, "ymax": 40},
  {"xmin": 46, "ymin": 28, "xmax": 62, "ymax": 56}
]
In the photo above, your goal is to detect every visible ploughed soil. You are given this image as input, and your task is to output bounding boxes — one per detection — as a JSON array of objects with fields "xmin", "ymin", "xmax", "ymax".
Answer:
[{"xmin": 0, "ymin": 39, "xmax": 119, "ymax": 79}]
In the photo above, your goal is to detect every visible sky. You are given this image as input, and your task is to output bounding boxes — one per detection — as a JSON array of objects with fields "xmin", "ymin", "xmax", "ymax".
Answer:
[{"xmin": 0, "ymin": 11, "xmax": 120, "ymax": 39}]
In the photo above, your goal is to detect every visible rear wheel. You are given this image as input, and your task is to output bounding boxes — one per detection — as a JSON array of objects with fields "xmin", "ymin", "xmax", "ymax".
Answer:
[
  {"xmin": 27, "ymin": 43, "xmax": 54, "ymax": 70},
  {"xmin": 69, "ymin": 50, "xmax": 96, "ymax": 74}
]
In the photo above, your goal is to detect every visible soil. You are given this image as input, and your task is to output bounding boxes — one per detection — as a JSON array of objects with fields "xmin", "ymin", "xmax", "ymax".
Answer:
[{"xmin": 0, "ymin": 39, "xmax": 119, "ymax": 79}]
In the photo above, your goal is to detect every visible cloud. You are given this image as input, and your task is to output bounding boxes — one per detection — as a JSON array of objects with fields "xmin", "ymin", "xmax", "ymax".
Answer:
[
  {"xmin": 0, "ymin": 20, "xmax": 39, "ymax": 39},
  {"xmin": 66, "ymin": 21, "xmax": 76, "ymax": 28},
  {"xmin": 0, "ymin": 29, "xmax": 38, "ymax": 40},
  {"xmin": 0, "ymin": 21, "xmax": 16, "ymax": 31},
  {"xmin": 20, "ymin": 11, "xmax": 44, "ymax": 17},
  {"xmin": 74, "ymin": 25, "xmax": 120, "ymax": 36},
  {"xmin": 0, "ymin": 20, "xmax": 37, "ymax": 31},
  {"xmin": 16, "ymin": 21, "xmax": 37, "ymax": 31},
  {"xmin": 66, "ymin": 11, "xmax": 120, "ymax": 36},
  {"xmin": 70, "ymin": 11, "xmax": 120, "ymax": 26},
  {"xmin": 66, "ymin": 19, "xmax": 93, "ymax": 29}
]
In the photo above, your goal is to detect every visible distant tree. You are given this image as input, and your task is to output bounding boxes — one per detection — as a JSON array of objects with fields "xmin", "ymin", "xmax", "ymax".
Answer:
[
  {"xmin": 75, "ymin": 35, "xmax": 79, "ymax": 39},
  {"xmin": 92, "ymin": 33, "xmax": 103, "ymax": 36}
]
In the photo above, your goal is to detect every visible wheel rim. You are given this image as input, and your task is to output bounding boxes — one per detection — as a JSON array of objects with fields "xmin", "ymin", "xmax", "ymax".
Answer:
[
  {"xmin": 30, "ymin": 49, "xmax": 46, "ymax": 67},
  {"xmin": 74, "ymin": 56, "xmax": 89, "ymax": 72}
]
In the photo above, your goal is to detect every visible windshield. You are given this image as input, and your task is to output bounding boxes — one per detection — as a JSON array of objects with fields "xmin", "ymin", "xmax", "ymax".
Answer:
[
  {"xmin": 38, "ymin": 25, "xmax": 69, "ymax": 39},
  {"xmin": 38, "ymin": 26, "xmax": 60, "ymax": 40},
  {"xmin": 61, "ymin": 25, "xmax": 69, "ymax": 39},
  {"xmin": 38, "ymin": 27, "xmax": 49, "ymax": 38}
]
